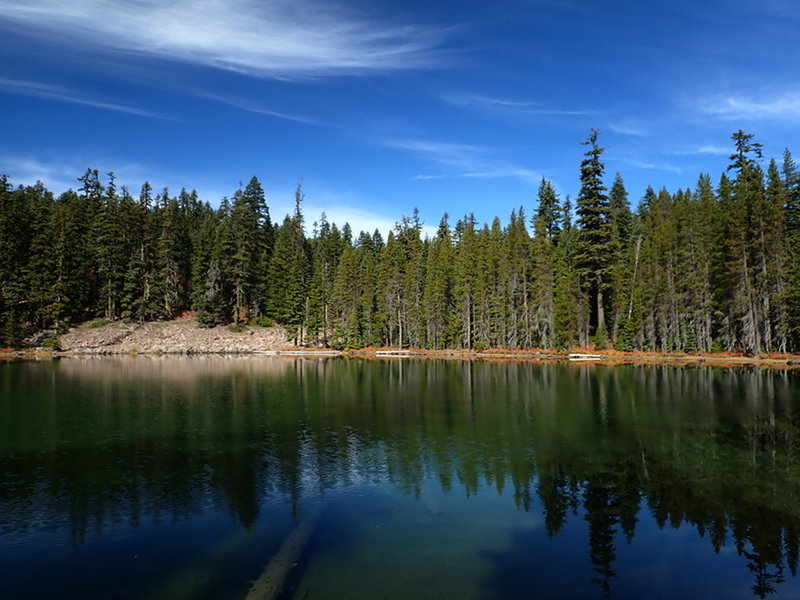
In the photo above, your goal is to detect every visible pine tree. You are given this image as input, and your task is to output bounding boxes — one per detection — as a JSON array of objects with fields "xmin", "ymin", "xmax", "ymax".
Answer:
[
  {"xmin": 553, "ymin": 225, "xmax": 583, "ymax": 348},
  {"xmin": 24, "ymin": 183, "xmax": 57, "ymax": 328},
  {"xmin": 0, "ymin": 179, "xmax": 32, "ymax": 340},
  {"xmin": 607, "ymin": 173, "xmax": 633, "ymax": 341},
  {"xmin": 153, "ymin": 191, "xmax": 184, "ymax": 318},
  {"xmin": 763, "ymin": 159, "xmax": 789, "ymax": 352},
  {"xmin": 196, "ymin": 199, "xmax": 234, "ymax": 327},
  {"xmin": 376, "ymin": 210, "xmax": 425, "ymax": 348},
  {"xmin": 228, "ymin": 184, "xmax": 262, "ymax": 323},
  {"xmin": 474, "ymin": 217, "xmax": 505, "ymax": 349},
  {"xmin": 452, "ymin": 215, "xmax": 479, "ymax": 349},
  {"xmin": 727, "ymin": 131, "xmax": 769, "ymax": 354},
  {"xmin": 422, "ymin": 214, "xmax": 455, "ymax": 349},
  {"xmin": 783, "ymin": 150, "xmax": 800, "ymax": 349},
  {"xmin": 575, "ymin": 129, "xmax": 612, "ymax": 345},
  {"xmin": 331, "ymin": 242, "xmax": 360, "ymax": 347},
  {"xmin": 236, "ymin": 176, "xmax": 272, "ymax": 318},
  {"xmin": 533, "ymin": 180, "xmax": 560, "ymax": 347},
  {"xmin": 358, "ymin": 230, "xmax": 383, "ymax": 346},
  {"xmin": 120, "ymin": 183, "xmax": 149, "ymax": 320},
  {"xmin": 714, "ymin": 173, "xmax": 737, "ymax": 349},
  {"xmin": 189, "ymin": 202, "xmax": 218, "ymax": 315},
  {"xmin": 504, "ymin": 208, "xmax": 533, "ymax": 348},
  {"xmin": 52, "ymin": 190, "xmax": 93, "ymax": 324},
  {"xmin": 307, "ymin": 214, "xmax": 344, "ymax": 345},
  {"xmin": 399, "ymin": 210, "xmax": 426, "ymax": 348},
  {"xmin": 92, "ymin": 172, "xmax": 128, "ymax": 318},
  {"xmin": 77, "ymin": 169, "xmax": 106, "ymax": 315},
  {"xmin": 267, "ymin": 184, "xmax": 310, "ymax": 344}
]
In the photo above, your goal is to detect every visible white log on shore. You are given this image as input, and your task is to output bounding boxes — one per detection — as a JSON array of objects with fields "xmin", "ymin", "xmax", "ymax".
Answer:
[{"xmin": 568, "ymin": 353, "xmax": 606, "ymax": 361}]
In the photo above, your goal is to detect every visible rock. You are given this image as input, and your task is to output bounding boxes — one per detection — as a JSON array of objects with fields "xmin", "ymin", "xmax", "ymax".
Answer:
[{"xmin": 59, "ymin": 317, "xmax": 290, "ymax": 355}]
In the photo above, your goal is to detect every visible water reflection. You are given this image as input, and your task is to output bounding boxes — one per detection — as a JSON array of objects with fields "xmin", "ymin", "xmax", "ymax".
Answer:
[{"xmin": 1, "ymin": 358, "xmax": 800, "ymax": 598}]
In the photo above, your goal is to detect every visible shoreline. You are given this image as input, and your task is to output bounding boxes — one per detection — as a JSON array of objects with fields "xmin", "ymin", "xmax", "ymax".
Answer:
[
  {"xmin": 4, "ymin": 348, "xmax": 800, "ymax": 370},
  {"xmin": 3, "ymin": 315, "xmax": 799, "ymax": 368}
]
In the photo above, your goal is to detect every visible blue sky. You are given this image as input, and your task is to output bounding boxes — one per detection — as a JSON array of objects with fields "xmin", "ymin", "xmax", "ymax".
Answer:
[{"xmin": 2, "ymin": 0, "xmax": 799, "ymax": 236}]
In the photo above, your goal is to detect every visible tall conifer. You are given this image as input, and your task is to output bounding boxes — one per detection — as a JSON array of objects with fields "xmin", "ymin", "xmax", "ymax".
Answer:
[{"xmin": 575, "ymin": 129, "xmax": 612, "ymax": 343}]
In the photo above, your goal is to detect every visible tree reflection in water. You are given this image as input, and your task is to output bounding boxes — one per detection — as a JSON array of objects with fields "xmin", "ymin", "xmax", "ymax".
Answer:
[{"xmin": 1, "ymin": 357, "xmax": 800, "ymax": 598}]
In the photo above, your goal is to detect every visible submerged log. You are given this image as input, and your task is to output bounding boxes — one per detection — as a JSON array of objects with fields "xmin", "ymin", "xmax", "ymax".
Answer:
[{"xmin": 245, "ymin": 504, "xmax": 324, "ymax": 600}]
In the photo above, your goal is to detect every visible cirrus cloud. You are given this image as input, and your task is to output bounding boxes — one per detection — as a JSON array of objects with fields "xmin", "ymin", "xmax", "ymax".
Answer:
[{"xmin": 0, "ymin": 0, "xmax": 450, "ymax": 79}]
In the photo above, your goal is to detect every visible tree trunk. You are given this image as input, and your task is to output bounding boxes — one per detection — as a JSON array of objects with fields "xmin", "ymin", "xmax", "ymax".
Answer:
[{"xmin": 597, "ymin": 287, "xmax": 606, "ymax": 335}]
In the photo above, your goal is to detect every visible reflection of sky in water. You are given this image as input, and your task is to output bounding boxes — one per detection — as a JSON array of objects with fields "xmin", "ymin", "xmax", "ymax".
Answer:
[{"xmin": 0, "ymin": 358, "xmax": 798, "ymax": 599}]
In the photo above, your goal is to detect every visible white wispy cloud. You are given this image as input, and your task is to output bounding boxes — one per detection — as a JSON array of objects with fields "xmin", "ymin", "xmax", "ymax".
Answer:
[
  {"xmin": 444, "ymin": 94, "xmax": 538, "ymax": 108},
  {"xmin": 442, "ymin": 93, "xmax": 591, "ymax": 116},
  {"xmin": 205, "ymin": 94, "xmax": 324, "ymax": 126},
  {"xmin": 306, "ymin": 204, "xmax": 402, "ymax": 238},
  {"xmin": 607, "ymin": 119, "xmax": 650, "ymax": 136},
  {"xmin": 409, "ymin": 174, "xmax": 448, "ymax": 181},
  {"xmin": 621, "ymin": 158, "xmax": 683, "ymax": 175},
  {"xmin": 671, "ymin": 144, "xmax": 729, "ymax": 156},
  {"xmin": 387, "ymin": 138, "xmax": 539, "ymax": 183},
  {"xmin": 0, "ymin": 156, "xmax": 81, "ymax": 193},
  {"xmin": 0, "ymin": 154, "xmax": 205, "ymax": 199},
  {"xmin": 268, "ymin": 186, "xmax": 407, "ymax": 238},
  {"xmin": 388, "ymin": 139, "xmax": 486, "ymax": 166},
  {"xmin": 0, "ymin": 77, "xmax": 162, "ymax": 118},
  {"xmin": 0, "ymin": 0, "xmax": 448, "ymax": 79},
  {"xmin": 699, "ymin": 92, "xmax": 800, "ymax": 120}
]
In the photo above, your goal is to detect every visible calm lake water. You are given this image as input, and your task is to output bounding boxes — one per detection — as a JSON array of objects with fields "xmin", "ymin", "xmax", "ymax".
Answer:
[{"xmin": 2, "ymin": 357, "xmax": 800, "ymax": 599}]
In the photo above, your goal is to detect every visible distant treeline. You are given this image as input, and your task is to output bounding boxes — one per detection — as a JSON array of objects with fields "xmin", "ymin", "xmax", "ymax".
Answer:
[{"xmin": 1, "ymin": 129, "xmax": 799, "ymax": 352}]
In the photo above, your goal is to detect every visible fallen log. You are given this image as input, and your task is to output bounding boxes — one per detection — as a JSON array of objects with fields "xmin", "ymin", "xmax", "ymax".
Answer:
[
  {"xmin": 245, "ymin": 503, "xmax": 324, "ymax": 600},
  {"xmin": 568, "ymin": 353, "xmax": 605, "ymax": 361}
]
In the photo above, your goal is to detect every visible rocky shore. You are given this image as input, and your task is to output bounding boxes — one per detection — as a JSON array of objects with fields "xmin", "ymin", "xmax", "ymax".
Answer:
[
  {"xmin": 4, "ymin": 314, "xmax": 800, "ymax": 368},
  {"xmin": 52, "ymin": 314, "xmax": 290, "ymax": 354}
]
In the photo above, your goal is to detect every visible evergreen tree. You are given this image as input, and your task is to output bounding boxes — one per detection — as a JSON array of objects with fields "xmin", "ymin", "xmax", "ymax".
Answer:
[
  {"xmin": 783, "ymin": 150, "xmax": 800, "ymax": 349},
  {"xmin": 307, "ymin": 214, "xmax": 344, "ymax": 345},
  {"xmin": 196, "ymin": 198, "xmax": 234, "ymax": 326},
  {"xmin": 358, "ymin": 230, "xmax": 383, "ymax": 346},
  {"xmin": 690, "ymin": 174, "xmax": 718, "ymax": 351},
  {"xmin": 504, "ymin": 208, "xmax": 533, "ymax": 348},
  {"xmin": 92, "ymin": 172, "xmax": 128, "ymax": 318},
  {"xmin": 422, "ymin": 214, "xmax": 455, "ymax": 349},
  {"xmin": 53, "ymin": 190, "xmax": 94, "ymax": 324},
  {"xmin": 189, "ymin": 200, "xmax": 218, "ymax": 315},
  {"xmin": 764, "ymin": 159, "xmax": 789, "ymax": 352},
  {"xmin": 228, "ymin": 184, "xmax": 261, "ymax": 322},
  {"xmin": 553, "ymin": 225, "xmax": 584, "ymax": 347},
  {"xmin": 473, "ymin": 217, "xmax": 506, "ymax": 349},
  {"xmin": 575, "ymin": 129, "xmax": 612, "ymax": 344},
  {"xmin": 24, "ymin": 183, "xmax": 57, "ymax": 328},
  {"xmin": 714, "ymin": 173, "xmax": 737, "ymax": 349},
  {"xmin": 232, "ymin": 176, "xmax": 272, "ymax": 319},
  {"xmin": 533, "ymin": 181, "xmax": 560, "ymax": 347},
  {"xmin": 153, "ymin": 191, "xmax": 185, "ymax": 318},
  {"xmin": 452, "ymin": 215, "xmax": 479, "ymax": 349},
  {"xmin": 267, "ymin": 184, "xmax": 310, "ymax": 343},
  {"xmin": 0, "ymin": 180, "xmax": 32, "ymax": 341},
  {"xmin": 331, "ymin": 242, "xmax": 361, "ymax": 348},
  {"xmin": 607, "ymin": 173, "xmax": 633, "ymax": 341},
  {"xmin": 726, "ymin": 131, "xmax": 774, "ymax": 354},
  {"xmin": 120, "ymin": 183, "xmax": 149, "ymax": 320}
]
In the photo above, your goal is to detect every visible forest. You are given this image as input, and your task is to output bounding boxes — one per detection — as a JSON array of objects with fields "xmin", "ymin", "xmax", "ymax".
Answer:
[{"xmin": 1, "ymin": 129, "xmax": 799, "ymax": 353}]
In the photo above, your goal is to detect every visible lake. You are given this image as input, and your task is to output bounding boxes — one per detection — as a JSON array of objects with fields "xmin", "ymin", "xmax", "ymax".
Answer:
[{"xmin": 1, "ymin": 357, "xmax": 800, "ymax": 599}]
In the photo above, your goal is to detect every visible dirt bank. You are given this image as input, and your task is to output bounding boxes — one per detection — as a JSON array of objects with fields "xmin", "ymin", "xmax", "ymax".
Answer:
[{"xmin": 55, "ymin": 314, "xmax": 291, "ymax": 354}]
